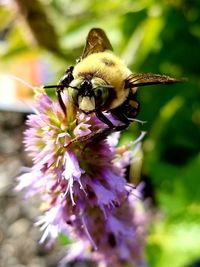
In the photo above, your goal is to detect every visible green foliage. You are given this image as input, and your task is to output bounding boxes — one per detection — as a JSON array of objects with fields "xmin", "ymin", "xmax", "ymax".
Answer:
[
  {"xmin": 1, "ymin": 0, "xmax": 200, "ymax": 266},
  {"xmin": 58, "ymin": 233, "xmax": 73, "ymax": 246}
]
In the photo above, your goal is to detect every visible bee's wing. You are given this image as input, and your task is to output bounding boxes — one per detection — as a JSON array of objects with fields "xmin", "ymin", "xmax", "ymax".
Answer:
[
  {"xmin": 125, "ymin": 73, "xmax": 180, "ymax": 88},
  {"xmin": 80, "ymin": 28, "xmax": 113, "ymax": 60}
]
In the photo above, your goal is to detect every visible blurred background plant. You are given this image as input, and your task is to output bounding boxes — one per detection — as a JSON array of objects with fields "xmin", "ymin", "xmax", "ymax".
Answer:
[{"xmin": 0, "ymin": 0, "xmax": 200, "ymax": 267}]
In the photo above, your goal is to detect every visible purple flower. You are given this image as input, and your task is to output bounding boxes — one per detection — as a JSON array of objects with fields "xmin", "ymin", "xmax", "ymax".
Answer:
[{"xmin": 17, "ymin": 87, "xmax": 148, "ymax": 266}]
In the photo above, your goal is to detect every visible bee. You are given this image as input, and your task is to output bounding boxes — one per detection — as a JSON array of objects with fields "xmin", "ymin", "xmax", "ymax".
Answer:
[{"xmin": 44, "ymin": 28, "xmax": 179, "ymax": 132}]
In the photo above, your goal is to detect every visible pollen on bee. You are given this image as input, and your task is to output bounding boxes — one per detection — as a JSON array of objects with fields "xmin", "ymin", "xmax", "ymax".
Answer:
[{"xmin": 130, "ymin": 100, "xmax": 139, "ymax": 109}]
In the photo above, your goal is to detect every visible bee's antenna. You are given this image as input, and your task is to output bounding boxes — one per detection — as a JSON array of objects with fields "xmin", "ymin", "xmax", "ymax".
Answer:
[
  {"xmin": 93, "ymin": 85, "xmax": 114, "ymax": 90},
  {"xmin": 43, "ymin": 85, "xmax": 79, "ymax": 90},
  {"xmin": 43, "ymin": 85, "xmax": 65, "ymax": 89}
]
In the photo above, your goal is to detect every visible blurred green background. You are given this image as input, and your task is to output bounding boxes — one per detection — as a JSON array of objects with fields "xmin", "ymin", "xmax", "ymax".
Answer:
[{"xmin": 0, "ymin": 0, "xmax": 200, "ymax": 267}]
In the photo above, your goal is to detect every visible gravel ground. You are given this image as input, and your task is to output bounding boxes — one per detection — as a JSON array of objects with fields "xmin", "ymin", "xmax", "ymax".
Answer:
[{"xmin": 0, "ymin": 111, "xmax": 93, "ymax": 267}]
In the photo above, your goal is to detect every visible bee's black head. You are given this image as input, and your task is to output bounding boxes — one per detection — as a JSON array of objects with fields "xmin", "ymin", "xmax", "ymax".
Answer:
[
  {"xmin": 79, "ymin": 80, "xmax": 94, "ymax": 97},
  {"xmin": 68, "ymin": 77, "xmax": 112, "ymax": 113}
]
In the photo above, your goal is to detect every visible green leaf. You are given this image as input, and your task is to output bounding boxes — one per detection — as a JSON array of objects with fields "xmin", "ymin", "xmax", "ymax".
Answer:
[{"xmin": 58, "ymin": 233, "xmax": 73, "ymax": 246}]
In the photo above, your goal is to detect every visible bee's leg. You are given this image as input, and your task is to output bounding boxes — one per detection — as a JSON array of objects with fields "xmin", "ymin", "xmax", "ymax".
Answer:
[
  {"xmin": 68, "ymin": 110, "xmax": 125, "ymax": 146},
  {"xmin": 57, "ymin": 66, "xmax": 74, "ymax": 114},
  {"xmin": 114, "ymin": 123, "xmax": 129, "ymax": 131},
  {"xmin": 110, "ymin": 109, "xmax": 130, "ymax": 131},
  {"xmin": 95, "ymin": 110, "xmax": 114, "ymax": 128},
  {"xmin": 61, "ymin": 66, "xmax": 74, "ymax": 83},
  {"xmin": 56, "ymin": 88, "xmax": 67, "ymax": 115},
  {"xmin": 95, "ymin": 109, "xmax": 130, "ymax": 131}
]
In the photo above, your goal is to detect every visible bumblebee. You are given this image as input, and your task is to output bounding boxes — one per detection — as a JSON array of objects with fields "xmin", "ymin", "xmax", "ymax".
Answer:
[{"xmin": 44, "ymin": 28, "xmax": 178, "ymax": 131}]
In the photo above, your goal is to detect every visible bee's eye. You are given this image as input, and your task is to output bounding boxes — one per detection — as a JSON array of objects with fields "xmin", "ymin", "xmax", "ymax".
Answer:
[
  {"xmin": 68, "ymin": 79, "xmax": 83, "ymax": 105},
  {"xmin": 68, "ymin": 87, "xmax": 79, "ymax": 105},
  {"xmin": 94, "ymin": 87, "xmax": 109, "ymax": 108},
  {"xmin": 95, "ymin": 88, "xmax": 103, "ymax": 97}
]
